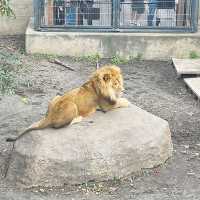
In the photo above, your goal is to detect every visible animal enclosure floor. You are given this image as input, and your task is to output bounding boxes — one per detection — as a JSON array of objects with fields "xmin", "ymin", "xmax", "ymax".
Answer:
[
  {"xmin": 0, "ymin": 36, "xmax": 200, "ymax": 200},
  {"xmin": 172, "ymin": 58, "xmax": 200, "ymax": 77}
]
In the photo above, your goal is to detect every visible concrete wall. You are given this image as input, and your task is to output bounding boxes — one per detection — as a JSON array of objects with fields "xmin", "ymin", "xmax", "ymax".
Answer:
[
  {"xmin": 26, "ymin": 19, "xmax": 200, "ymax": 60},
  {"xmin": 0, "ymin": 0, "xmax": 33, "ymax": 35}
]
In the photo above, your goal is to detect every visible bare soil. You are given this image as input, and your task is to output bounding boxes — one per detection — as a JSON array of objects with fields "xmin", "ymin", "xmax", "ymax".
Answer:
[{"xmin": 0, "ymin": 36, "xmax": 200, "ymax": 200}]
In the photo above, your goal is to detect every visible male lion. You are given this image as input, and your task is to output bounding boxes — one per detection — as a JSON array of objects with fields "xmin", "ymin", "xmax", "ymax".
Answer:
[{"xmin": 6, "ymin": 65, "xmax": 129, "ymax": 142}]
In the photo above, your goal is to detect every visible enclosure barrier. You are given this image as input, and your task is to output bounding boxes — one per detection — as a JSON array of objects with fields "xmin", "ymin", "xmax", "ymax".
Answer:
[{"xmin": 34, "ymin": 0, "xmax": 199, "ymax": 32}]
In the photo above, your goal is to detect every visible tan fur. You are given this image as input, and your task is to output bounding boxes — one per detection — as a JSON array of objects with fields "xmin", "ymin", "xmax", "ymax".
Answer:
[{"xmin": 6, "ymin": 65, "xmax": 130, "ymax": 142}]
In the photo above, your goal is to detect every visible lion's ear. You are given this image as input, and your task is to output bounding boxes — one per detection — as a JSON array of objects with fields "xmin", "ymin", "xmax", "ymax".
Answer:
[{"xmin": 103, "ymin": 74, "xmax": 111, "ymax": 82}]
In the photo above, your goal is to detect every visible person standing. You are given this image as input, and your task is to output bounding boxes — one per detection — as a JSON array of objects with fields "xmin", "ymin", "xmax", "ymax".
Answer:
[
  {"xmin": 131, "ymin": 0, "xmax": 145, "ymax": 25},
  {"xmin": 147, "ymin": 0, "xmax": 157, "ymax": 26}
]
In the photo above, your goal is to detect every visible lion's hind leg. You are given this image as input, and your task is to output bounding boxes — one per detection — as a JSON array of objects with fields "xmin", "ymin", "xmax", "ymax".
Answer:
[{"xmin": 51, "ymin": 101, "xmax": 79, "ymax": 128}]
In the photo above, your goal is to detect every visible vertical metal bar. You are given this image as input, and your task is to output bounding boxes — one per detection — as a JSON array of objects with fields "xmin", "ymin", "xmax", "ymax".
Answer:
[
  {"xmin": 112, "ymin": 0, "xmax": 116, "ymax": 28},
  {"xmin": 116, "ymin": 0, "xmax": 120, "ymax": 29},
  {"xmin": 195, "ymin": 0, "xmax": 199, "ymax": 31},
  {"xmin": 33, "ymin": 0, "xmax": 41, "ymax": 31},
  {"xmin": 111, "ymin": 0, "xmax": 113, "ymax": 26},
  {"xmin": 191, "ymin": 0, "xmax": 199, "ymax": 32},
  {"xmin": 112, "ymin": 0, "xmax": 120, "ymax": 29}
]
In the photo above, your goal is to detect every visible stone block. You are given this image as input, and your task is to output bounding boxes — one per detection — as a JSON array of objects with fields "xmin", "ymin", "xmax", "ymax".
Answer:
[
  {"xmin": 7, "ymin": 104, "xmax": 173, "ymax": 187},
  {"xmin": 184, "ymin": 77, "xmax": 200, "ymax": 99},
  {"xmin": 172, "ymin": 58, "xmax": 200, "ymax": 77}
]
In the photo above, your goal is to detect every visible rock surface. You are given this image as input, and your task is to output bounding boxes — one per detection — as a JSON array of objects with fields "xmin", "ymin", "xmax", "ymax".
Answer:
[
  {"xmin": 7, "ymin": 104, "xmax": 173, "ymax": 187},
  {"xmin": 184, "ymin": 77, "xmax": 200, "ymax": 99}
]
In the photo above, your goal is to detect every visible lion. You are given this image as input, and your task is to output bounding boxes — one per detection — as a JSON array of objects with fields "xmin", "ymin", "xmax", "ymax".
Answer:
[{"xmin": 6, "ymin": 64, "xmax": 130, "ymax": 142}]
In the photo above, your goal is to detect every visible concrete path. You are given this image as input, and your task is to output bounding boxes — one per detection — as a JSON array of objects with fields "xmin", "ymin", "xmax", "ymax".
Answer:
[
  {"xmin": 172, "ymin": 58, "xmax": 200, "ymax": 77},
  {"xmin": 184, "ymin": 77, "xmax": 200, "ymax": 99}
]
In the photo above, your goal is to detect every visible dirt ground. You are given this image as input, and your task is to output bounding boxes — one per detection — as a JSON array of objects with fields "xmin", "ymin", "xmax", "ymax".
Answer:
[{"xmin": 0, "ymin": 36, "xmax": 200, "ymax": 200}]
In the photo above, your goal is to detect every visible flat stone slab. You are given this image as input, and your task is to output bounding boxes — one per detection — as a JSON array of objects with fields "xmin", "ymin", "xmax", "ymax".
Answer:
[
  {"xmin": 7, "ymin": 104, "xmax": 173, "ymax": 188},
  {"xmin": 172, "ymin": 58, "xmax": 200, "ymax": 76},
  {"xmin": 184, "ymin": 77, "xmax": 200, "ymax": 99}
]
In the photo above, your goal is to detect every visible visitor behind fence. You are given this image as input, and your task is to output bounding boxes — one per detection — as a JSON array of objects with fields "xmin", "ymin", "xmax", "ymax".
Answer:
[
  {"xmin": 131, "ymin": 0, "xmax": 145, "ymax": 25},
  {"xmin": 147, "ymin": 0, "xmax": 176, "ymax": 26},
  {"xmin": 147, "ymin": 0, "xmax": 157, "ymax": 26}
]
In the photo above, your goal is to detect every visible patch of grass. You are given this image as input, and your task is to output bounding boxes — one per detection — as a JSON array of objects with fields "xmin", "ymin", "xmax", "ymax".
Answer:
[
  {"xmin": 189, "ymin": 51, "xmax": 200, "ymax": 59},
  {"xmin": 0, "ymin": 50, "xmax": 21, "ymax": 94},
  {"xmin": 76, "ymin": 177, "xmax": 122, "ymax": 194},
  {"xmin": 0, "ymin": 50, "xmax": 32, "ymax": 95},
  {"xmin": 111, "ymin": 55, "xmax": 129, "ymax": 65},
  {"xmin": 110, "ymin": 53, "xmax": 143, "ymax": 65},
  {"xmin": 19, "ymin": 78, "xmax": 33, "ymax": 88},
  {"xmin": 112, "ymin": 176, "xmax": 121, "ymax": 185},
  {"xmin": 0, "ymin": 67, "xmax": 16, "ymax": 95},
  {"xmin": 75, "ymin": 53, "xmax": 101, "ymax": 64},
  {"xmin": 0, "ymin": 0, "xmax": 15, "ymax": 17},
  {"xmin": 32, "ymin": 53, "xmax": 59, "ymax": 60},
  {"xmin": 129, "ymin": 53, "xmax": 143, "ymax": 62},
  {"xmin": 134, "ymin": 53, "xmax": 143, "ymax": 61},
  {"xmin": 77, "ymin": 181, "xmax": 104, "ymax": 194},
  {"xmin": 18, "ymin": 47, "xmax": 26, "ymax": 55},
  {"xmin": 0, "ymin": 50, "xmax": 22, "ymax": 67}
]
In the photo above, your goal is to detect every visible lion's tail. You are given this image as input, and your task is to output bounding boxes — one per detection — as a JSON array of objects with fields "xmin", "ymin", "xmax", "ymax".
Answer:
[{"xmin": 6, "ymin": 117, "xmax": 50, "ymax": 142}]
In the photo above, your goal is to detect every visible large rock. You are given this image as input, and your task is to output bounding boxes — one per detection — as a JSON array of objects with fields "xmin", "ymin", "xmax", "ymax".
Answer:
[{"xmin": 7, "ymin": 104, "xmax": 173, "ymax": 187}]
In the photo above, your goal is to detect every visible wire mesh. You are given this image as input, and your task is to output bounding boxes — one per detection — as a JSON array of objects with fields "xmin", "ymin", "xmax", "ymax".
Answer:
[
  {"xmin": 36, "ymin": 0, "xmax": 197, "ymax": 31},
  {"xmin": 120, "ymin": 0, "xmax": 192, "ymax": 28},
  {"xmin": 40, "ymin": 0, "xmax": 112, "ymax": 27}
]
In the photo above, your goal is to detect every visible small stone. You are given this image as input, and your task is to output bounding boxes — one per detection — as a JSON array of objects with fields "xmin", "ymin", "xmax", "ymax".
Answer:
[
  {"xmin": 39, "ymin": 188, "xmax": 45, "ymax": 193},
  {"xmin": 180, "ymin": 151, "xmax": 187, "ymax": 154},
  {"xmin": 183, "ymin": 145, "xmax": 189, "ymax": 149},
  {"xmin": 109, "ymin": 187, "xmax": 117, "ymax": 192},
  {"xmin": 187, "ymin": 172, "xmax": 195, "ymax": 176}
]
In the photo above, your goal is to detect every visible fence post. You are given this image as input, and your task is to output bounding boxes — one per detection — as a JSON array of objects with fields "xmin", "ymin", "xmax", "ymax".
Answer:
[
  {"xmin": 191, "ymin": 0, "xmax": 199, "ymax": 32},
  {"xmin": 33, "ymin": 0, "xmax": 41, "ymax": 30},
  {"xmin": 199, "ymin": 1, "xmax": 200, "ymax": 25},
  {"xmin": 112, "ymin": 0, "xmax": 120, "ymax": 30}
]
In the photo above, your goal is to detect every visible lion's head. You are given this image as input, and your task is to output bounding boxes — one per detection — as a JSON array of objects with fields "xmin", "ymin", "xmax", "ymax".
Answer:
[{"xmin": 91, "ymin": 65, "xmax": 124, "ymax": 104}]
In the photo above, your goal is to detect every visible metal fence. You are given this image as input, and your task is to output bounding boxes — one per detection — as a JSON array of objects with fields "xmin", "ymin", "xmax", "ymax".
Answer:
[{"xmin": 34, "ymin": 0, "xmax": 199, "ymax": 32}]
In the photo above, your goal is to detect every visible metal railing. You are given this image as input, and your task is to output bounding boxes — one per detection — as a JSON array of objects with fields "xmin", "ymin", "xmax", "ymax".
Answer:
[{"xmin": 34, "ymin": 0, "xmax": 199, "ymax": 32}]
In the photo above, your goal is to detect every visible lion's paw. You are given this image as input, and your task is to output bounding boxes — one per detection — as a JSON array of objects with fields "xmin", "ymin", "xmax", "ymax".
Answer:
[{"xmin": 117, "ymin": 98, "xmax": 130, "ymax": 108}]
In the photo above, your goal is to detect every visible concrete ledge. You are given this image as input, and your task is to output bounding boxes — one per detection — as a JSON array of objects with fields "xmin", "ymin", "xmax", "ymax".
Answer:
[
  {"xmin": 172, "ymin": 58, "xmax": 200, "ymax": 76},
  {"xmin": 26, "ymin": 19, "xmax": 200, "ymax": 60}
]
